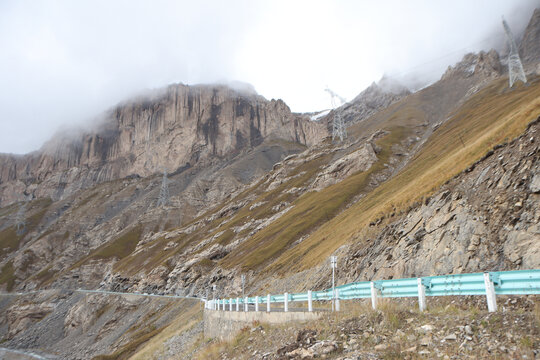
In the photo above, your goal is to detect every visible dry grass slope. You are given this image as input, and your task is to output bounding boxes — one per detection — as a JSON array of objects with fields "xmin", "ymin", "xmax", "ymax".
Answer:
[{"xmin": 271, "ymin": 77, "xmax": 540, "ymax": 274}]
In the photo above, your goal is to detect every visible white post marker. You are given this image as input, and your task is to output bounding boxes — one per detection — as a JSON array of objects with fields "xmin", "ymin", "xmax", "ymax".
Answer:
[
  {"xmin": 483, "ymin": 272, "xmax": 498, "ymax": 312},
  {"xmin": 370, "ymin": 281, "xmax": 378, "ymax": 310},
  {"xmin": 236, "ymin": 297, "xmax": 240, "ymax": 312},
  {"xmin": 267, "ymin": 294, "xmax": 271, "ymax": 312},
  {"xmin": 335, "ymin": 289, "xmax": 340, "ymax": 312},
  {"xmin": 255, "ymin": 296, "xmax": 259, "ymax": 312},
  {"xmin": 284, "ymin": 292, "xmax": 288, "ymax": 312},
  {"xmin": 229, "ymin": 298, "xmax": 233, "ymax": 312},
  {"xmin": 417, "ymin": 278, "xmax": 426, "ymax": 312},
  {"xmin": 244, "ymin": 297, "xmax": 248, "ymax": 312},
  {"xmin": 308, "ymin": 290, "xmax": 313, "ymax": 312},
  {"xmin": 330, "ymin": 256, "xmax": 337, "ymax": 312}
]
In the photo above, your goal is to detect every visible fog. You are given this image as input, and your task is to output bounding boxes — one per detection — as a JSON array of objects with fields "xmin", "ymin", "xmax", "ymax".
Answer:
[{"xmin": 0, "ymin": 0, "xmax": 538, "ymax": 154}]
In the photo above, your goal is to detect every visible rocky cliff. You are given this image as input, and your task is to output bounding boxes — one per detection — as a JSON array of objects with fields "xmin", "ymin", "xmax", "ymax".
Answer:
[
  {"xmin": 0, "ymin": 83, "xmax": 327, "ymax": 206},
  {"xmin": 520, "ymin": 8, "xmax": 540, "ymax": 66},
  {"xmin": 337, "ymin": 76, "xmax": 411, "ymax": 126}
]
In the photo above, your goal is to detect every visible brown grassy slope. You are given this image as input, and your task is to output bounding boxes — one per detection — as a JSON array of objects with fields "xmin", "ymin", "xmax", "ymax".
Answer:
[
  {"xmin": 219, "ymin": 126, "xmax": 411, "ymax": 272},
  {"xmin": 215, "ymin": 73, "xmax": 485, "ymax": 273},
  {"xmin": 269, "ymin": 76, "xmax": 540, "ymax": 275}
]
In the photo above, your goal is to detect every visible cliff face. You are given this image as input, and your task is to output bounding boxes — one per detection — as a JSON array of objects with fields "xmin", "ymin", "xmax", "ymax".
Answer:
[
  {"xmin": 0, "ymin": 84, "xmax": 327, "ymax": 206},
  {"xmin": 337, "ymin": 76, "xmax": 411, "ymax": 126},
  {"xmin": 520, "ymin": 8, "xmax": 540, "ymax": 66}
]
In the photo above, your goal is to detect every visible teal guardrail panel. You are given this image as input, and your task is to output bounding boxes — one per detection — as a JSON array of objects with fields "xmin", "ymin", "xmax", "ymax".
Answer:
[
  {"xmin": 291, "ymin": 292, "xmax": 307, "ymax": 302},
  {"xmin": 494, "ymin": 269, "xmax": 540, "ymax": 295},
  {"xmin": 337, "ymin": 281, "xmax": 371, "ymax": 299},
  {"xmin": 379, "ymin": 278, "xmax": 418, "ymax": 298},
  {"xmin": 219, "ymin": 270, "xmax": 540, "ymax": 307},
  {"xmin": 425, "ymin": 273, "xmax": 486, "ymax": 296}
]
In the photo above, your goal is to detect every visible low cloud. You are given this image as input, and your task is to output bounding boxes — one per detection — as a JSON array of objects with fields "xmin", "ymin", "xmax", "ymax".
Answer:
[{"xmin": 0, "ymin": 0, "xmax": 538, "ymax": 154}]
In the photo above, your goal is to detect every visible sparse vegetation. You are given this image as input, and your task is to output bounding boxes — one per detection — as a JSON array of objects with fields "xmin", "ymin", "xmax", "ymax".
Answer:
[
  {"xmin": 0, "ymin": 227, "xmax": 21, "ymax": 257},
  {"xmin": 93, "ymin": 225, "xmax": 143, "ymax": 261},
  {"xmin": 0, "ymin": 260, "xmax": 15, "ymax": 291},
  {"xmin": 92, "ymin": 325, "xmax": 165, "ymax": 360}
]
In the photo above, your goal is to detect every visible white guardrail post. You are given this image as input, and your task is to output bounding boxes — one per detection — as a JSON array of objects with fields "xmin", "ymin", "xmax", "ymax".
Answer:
[
  {"xmin": 244, "ymin": 297, "xmax": 248, "ymax": 312},
  {"xmin": 255, "ymin": 296, "xmax": 259, "ymax": 312},
  {"xmin": 267, "ymin": 294, "xmax": 271, "ymax": 312},
  {"xmin": 236, "ymin": 297, "xmax": 240, "ymax": 311},
  {"xmin": 308, "ymin": 290, "xmax": 313, "ymax": 312},
  {"xmin": 483, "ymin": 272, "xmax": 498, "ymax": 312},
  {"xmin": 335, "ymin": 289, "xmax": 340, "ymax": 311},
  {"xmin": 418, "ymin": 278, "xmax": 426, "ymax": 312},
  {"xmin": 229, "ymin": 298, "xmax": 233, "ymax": 311},
  {"xmin": 284, "ymin": 292, "xmax": 288, "ymax": 312},
  {"xmin": 370, "ymin": 282, "xmax": 378, "ymax": 310}
]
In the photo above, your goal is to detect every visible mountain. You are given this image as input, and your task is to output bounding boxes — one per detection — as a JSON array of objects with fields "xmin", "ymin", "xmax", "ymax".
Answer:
[
  {"xmin": 0, "ymin": 83, "xmax": 327, "ymax": 207},
  {"xmin": 0, "ymin": 8, "xmax": 539, "ymax": 360},
  {"xmin": 340, "ymin": 76, "xmax": 411, "ymax": 125},
  {"xmin": 520, "ymin": 7, "xmax": 540, "ymax": 66}
]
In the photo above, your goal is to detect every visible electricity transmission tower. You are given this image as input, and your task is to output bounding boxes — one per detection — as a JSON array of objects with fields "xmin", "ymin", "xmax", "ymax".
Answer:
[
  {"xmin": 15, "ymin": 200, "xmax": 28, "ymax": 235},
  {"xmin": 156, "ymin": 170, "xmax": 170, "ymax": 207},
  {"xmin": 502, "ymin": 17, "xmax": 527, "ymax": 87},
  {"xmin": 324, "ymin": 88, "xmax": 347, "ymax": 142}
]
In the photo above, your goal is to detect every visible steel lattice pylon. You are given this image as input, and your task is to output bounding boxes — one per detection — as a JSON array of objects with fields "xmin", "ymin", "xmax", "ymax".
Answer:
[
  {"xmin": 502, "ymin": 18, "xmax": 527, "ymax": 87},
  {"xmin": 156, "ymin": 170, "xmax": 170, "ymax": 207},
  {"xmin": 324, "ymin": 88, "xmax": 347, "ymax": 142},
  {"xmin": 15, "ymin": 199, "xmax": 29, "ymax": 235}
]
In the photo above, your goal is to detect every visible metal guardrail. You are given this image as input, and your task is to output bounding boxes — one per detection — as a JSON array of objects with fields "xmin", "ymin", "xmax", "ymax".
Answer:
[{"xmin": 207, "ymin": 269, "xmax": 540, "ymax": 313}]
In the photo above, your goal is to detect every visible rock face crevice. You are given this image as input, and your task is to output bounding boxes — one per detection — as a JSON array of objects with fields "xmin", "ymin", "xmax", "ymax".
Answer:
[{"xmin": 0, "ymin": 84, "xmax": 327, "ymax": 206}]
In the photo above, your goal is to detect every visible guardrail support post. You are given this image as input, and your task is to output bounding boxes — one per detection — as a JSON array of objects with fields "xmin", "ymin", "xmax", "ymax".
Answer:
[
  {"xmin": 284, "ymin": 292, "xmax": 289, "ymax": 312},
  {"xmin": 335, "ymin": 289, "xmax": 340, "ymax": 311},
  {"xmin": 255, "ymin": 296, "xmax": 259, "ymax": 312},
  {"xmin": 244, "ymin": 297, "xmax": 248, "ymax": 312},
  {"xmin": 229, "ymin": 298, "xmax": 233, "ymax": 312},
  {"xmin": 267, "ymin": 294, "xmax": 271, "ymax": 312},
  {"xmin": 484, "ymin": 272, "xmax": 497, "ymax": 312},
  {"xmin": 308, "ymin": 290, "xmax": 313, "ymax": 312},
  {"xmin": 236, "ymin": 297, "xmax": 240, "ymax": 312},
  {"xmin": 418, "ymin": 278, "xmax": 426, "ymax": 312},
  {"xmin": 370, "ymin": 282, "xmax": 378, "ymax": 310}
]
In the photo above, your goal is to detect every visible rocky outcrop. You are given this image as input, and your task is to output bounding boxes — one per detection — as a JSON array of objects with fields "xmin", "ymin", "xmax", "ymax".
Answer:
[
  {"xmin": 0, "ymin": 83, "xmax": 327, "ymax": 206},
  {"xmin": 310, "ymin": 142, "xmax": 378, "ymax": 191},
  {"xmin": 6, "ymin": 302, "xmax": 55, "ymax": 338},
  {"xmin": 343, "ymin": 119, "xmax": 540, "ymax": 281},
  {"xmin": 338, "ymin": 76, "xmax": 411, "ymax": 125},
  {"xmin": 441, "ymin": 50, "xmax": 501, "ymax": 82},
  {"xmin": 519, "ymin": 8, "xmax": 540, "ymax": 66}
]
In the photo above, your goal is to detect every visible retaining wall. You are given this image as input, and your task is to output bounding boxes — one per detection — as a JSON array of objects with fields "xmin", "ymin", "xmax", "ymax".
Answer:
[{"xmin": 203, "ymin": 309, "xmax": 322, "ymax": 341}]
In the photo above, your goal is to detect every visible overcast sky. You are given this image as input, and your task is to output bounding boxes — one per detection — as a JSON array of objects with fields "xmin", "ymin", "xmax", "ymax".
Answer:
[{"xmin": 0, "ymin": 0, "xmax": 538, "ymax": 154}]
